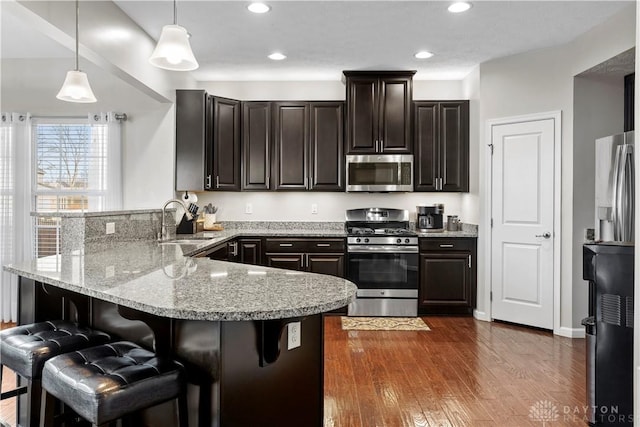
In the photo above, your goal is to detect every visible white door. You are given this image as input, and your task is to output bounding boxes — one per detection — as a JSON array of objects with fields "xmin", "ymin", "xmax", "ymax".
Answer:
[{"xmin": 490, "ymin": 118, "xmax": 555, "ymax": 329}]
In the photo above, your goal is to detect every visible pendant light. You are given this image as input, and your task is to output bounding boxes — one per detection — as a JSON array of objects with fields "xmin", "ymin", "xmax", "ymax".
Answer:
[
  {"xmin": 149, "ymin": 0, "xmax": 199, "ymax": 71},
  {"xmin": 56, "ymin": 0, "xmax": 97, "ymax": 103}
]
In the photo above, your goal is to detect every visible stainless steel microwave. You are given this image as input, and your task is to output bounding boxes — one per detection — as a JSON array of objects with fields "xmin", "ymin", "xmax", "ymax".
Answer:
[{"xmin": 345, "ymin": 154, "xmax": 414, "ymax": 192}]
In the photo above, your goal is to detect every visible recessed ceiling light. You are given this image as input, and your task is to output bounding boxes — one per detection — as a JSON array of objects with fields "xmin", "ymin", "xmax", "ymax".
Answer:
[
  {"xmin": 414, "ymin": 51, "xmax": 434, "ymax": 59},
  {"xmin": 268, "ymin": 52, "xmax": 286, "ymax": 60},
  {"xmin": 248, "ymin": 2, "xmax": 270, "ymax": 13},
  {"xmin": 448, "ymin": 2, "xmax": 472, "ymax": 13}
]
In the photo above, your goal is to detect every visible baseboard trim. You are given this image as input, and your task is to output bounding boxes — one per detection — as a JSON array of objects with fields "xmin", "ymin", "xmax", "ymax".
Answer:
[
  {"xmin": 554, "ymin": 326, "xmax": 585, "ymax": 338},
  {"xmin": 473, "ymin": 310, "xmax": 490, "ymax": 322}
]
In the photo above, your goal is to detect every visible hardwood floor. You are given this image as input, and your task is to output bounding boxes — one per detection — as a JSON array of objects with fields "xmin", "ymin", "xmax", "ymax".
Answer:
[
  {"xmin": 1, "ymin": 318, "xmax": 587, "ymax": 427},
  {"xmin": 324, "ymin": 316, "xmax": 587, "ymax": 427}
]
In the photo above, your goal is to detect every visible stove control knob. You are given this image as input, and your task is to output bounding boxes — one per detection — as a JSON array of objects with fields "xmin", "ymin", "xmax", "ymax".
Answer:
[
  {"xmin": 364, "ymin": 238, "xmax": 369, "ymax": 243},
  {"xmin": 396, "ymin": 238, "xmax": 402, "ymax": 244},
  {"xmin": 405, "ymin": 238, "xmax": 410, "ymax": 243},
  {"xmin": 356, "ymin": 238, "xmax": 361, "ymax": 243}
]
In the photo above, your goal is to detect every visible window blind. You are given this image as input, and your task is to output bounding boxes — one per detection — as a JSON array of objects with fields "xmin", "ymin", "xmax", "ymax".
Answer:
[{"xmin": 32, "ymin": 118, "xmax": 110, "ymax": 257}]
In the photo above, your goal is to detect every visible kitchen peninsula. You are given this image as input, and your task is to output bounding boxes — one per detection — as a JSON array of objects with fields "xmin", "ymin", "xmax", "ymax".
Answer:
[{"xmin": 4, "ymin": 211, "xmax": 357, "ymax": 426}]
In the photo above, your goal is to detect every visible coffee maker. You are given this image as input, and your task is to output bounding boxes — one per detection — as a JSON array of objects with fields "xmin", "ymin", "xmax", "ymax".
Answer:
[{"xmin": 416, "ymin": 204, "xmax": 444, "ymax": 232}]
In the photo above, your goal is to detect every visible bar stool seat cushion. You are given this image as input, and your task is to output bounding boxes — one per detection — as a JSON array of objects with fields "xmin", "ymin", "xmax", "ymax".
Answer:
[
  {"xmin": 42, "ymin": 341, "xmax": 185, "ymax": 425},
  {"xmin": 0, "ymin": 320, "xmax": 111, "ymax": 380}
]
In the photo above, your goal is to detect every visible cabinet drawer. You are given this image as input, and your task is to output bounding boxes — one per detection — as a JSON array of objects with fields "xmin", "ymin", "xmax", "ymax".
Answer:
[
  {"xmin": 419, "ymin": 238, "xmax": 475, "ymax": 252},
  {"xmin": 306, "ymin": 239, "xmax": 345, "ymax": 253},
  {"xmin": 264, "ymin": 239, "xmax": 308, "ymax": 252},
  {"xmin": 265, "ymin": 238, "xmax": 345, "ymax": 253}
]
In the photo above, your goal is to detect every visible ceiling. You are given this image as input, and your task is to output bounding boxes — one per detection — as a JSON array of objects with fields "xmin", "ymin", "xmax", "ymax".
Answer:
[
  {"xmin": 113, "ymin": 0, "xmax": 633, "ymax": 81},
  {"xmin": 1, "ymin": 1, "xmax": 634, "ymax": 82}
]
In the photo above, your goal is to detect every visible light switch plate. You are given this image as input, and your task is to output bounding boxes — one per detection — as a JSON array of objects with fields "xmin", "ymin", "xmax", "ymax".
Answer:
[
  {"xmin": 311, "ymin": 204, "xmax": 318, "ymax": 214},
  {"xmin": 245, "ymin": 203, "xmax": 253, "ymax": 214},
  {"xmin": 287, "ymin": 322, "xmax": 301, "ymax": 350}
]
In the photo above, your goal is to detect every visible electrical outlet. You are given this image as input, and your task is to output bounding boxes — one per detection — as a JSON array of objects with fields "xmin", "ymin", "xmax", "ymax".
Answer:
[
  {"xmin": 105, "ymin": 265, "xmax": 115, "ymax": 278},
  {"xmin": 287, "ymin": 322, "xmax": 301, "ymax": 350},
  {"xmin": 245, "ymin": 203, "xmax": 253, "ymax": 214},
  {"xmin": 311, "ymin": 203, "xmax": 318, "ymax": 214},
  {"xmin": 106, "ymin": 222, "xmax": 115, "ymax": 235}
]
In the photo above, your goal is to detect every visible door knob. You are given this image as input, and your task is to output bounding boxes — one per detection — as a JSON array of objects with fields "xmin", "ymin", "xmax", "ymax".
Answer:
[{"xmin": 535, "ymin": 232, "xmax": 552, "ymax": 239}]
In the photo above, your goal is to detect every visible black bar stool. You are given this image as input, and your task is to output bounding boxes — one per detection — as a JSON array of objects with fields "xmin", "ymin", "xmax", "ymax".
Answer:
[
  {"xmin": 0, "ymin": 287, "xmax": 111, "ymax": 427},
  {"xmin": 40, "ymin": 341, "xmax": 188, "ymax": 427}
]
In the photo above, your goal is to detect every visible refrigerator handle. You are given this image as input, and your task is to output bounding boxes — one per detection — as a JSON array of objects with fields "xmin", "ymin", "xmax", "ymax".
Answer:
[
  {"xmin": 612, "ymin": 145, "xmax": 624, "ymax": 241},
  {"xmin": 621, "ymin": 145, "xmax": 634, "ymax": 242}
]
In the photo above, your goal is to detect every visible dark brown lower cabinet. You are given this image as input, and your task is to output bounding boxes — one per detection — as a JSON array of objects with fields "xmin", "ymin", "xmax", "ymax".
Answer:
[
  {"xmin": 265, "ymin": 253, "xmax": 305, "ymax": 271},
  {"xmin": 264, "ymin": 238, "xmax": 345, "ymax": 277},
  {"xmin": 419, "ymin": 238, "xmax": 476, "ymax": 315},
  {"xmin": 237, "ymin": 238, "xmax": 262, "ymax": 265}
]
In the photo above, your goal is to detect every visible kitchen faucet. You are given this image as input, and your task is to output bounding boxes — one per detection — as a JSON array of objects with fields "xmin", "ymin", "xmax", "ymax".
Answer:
[{"xmin": 159, "ymin": 199, "xmax": 193, "ymax": 241}]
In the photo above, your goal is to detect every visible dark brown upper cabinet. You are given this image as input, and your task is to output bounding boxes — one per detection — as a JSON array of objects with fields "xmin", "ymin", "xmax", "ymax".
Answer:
[
  {"xmin": 175, "ymin": 90, "xmax": 241, "ymax": 191},
  {"xmin": 175, "ymin": 90, "xmax": 210, "ymax": 191},
  {"xmin": 242, "ymin": 102, "xmax": 272, "ymax": 190},
  {"xmin": 272, "ymin": 101, "xmax": 344, "ymax": 191},
  {"xmin": 344, "ymin": 71, "xmax": 415, "ymax": 154},
  {"xmin": 211, "ymin": 96, "xmax": 241, "ymax": 190},
  {"xmin": 414, "ymin": 100, "xmax": 469, "ymax": 192},
  {"xmin": 273, "ymin": 102, "xmax": 309, "ymax": 190}
]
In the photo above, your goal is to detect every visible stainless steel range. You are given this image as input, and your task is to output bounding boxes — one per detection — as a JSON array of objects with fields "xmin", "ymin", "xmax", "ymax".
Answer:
[{"xmin": 345, "ymin": 208, "xmax": 418, "ymax": 317}]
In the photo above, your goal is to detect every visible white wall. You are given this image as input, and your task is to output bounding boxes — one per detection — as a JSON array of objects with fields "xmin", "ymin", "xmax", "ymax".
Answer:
[{"xmin": 477, "ymin": 4, "xmax": 635, "ymax": 331}]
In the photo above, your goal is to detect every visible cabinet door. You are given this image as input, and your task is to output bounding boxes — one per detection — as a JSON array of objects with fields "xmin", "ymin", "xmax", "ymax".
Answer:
[
  {"xmin": 440, "ymin": 101, "xmax": 469, "ymax": 192},
  {"xmin": 379, "ymin": 76, "xmax": 413, "ymax": 153},
  {"xmin": 309, "ymin": 102, "xmax": 344, "ymax": 191},
  {"xmin": 419, "ymin": 252, "xmax": 472, "ymax": 313},
  {"xmin": 238, "ymin": 238, "xmax": 262, "ymax": 265},
  {"xmin": 265, "ymin": 254, "xmax": 305, "ymax": 271},
  {"xmin": 176, "ymin": 90, "xmax": 209, "ymax": 191},
  {"xmin": 212, "ymin": 97, "xmax": 241, "ymax": 191},
  {"xmin": 307, "ymin": 254, "xmax": 344, "ymax": 278},
  {"xmin": 242, "ymin": 102, "xmax": 272, "ymax": 190},
  {"xmin": 205, "ymin": 242, "xmax": 229, "ymax": 261},
  {"xmin": 273, "ymin": 102, "xmax": 308, "ymax": 190},
  {"xmin": 345, "ymin": 77, "xmax": 379, "ymax": 154},
  {"xmin": 413, "ymin": 102, "xmax": 439, "ymax": 191}
]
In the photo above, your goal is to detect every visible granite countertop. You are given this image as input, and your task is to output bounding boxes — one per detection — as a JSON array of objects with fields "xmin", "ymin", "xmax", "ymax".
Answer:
[{"xmin": 4, "ymin": 240, "xmax": 357, "ymax": 321}]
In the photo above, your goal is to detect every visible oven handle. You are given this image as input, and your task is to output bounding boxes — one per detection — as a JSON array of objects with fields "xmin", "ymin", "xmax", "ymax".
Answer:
[{"xmin": 347, "ymin": 245, "xmax": 419, "ymax": 254}]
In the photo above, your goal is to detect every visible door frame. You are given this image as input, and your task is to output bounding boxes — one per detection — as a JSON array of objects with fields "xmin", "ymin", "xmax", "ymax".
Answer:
[{"xmin": 483, "ymin": 111, "xmax": 563, "ymax": 335}]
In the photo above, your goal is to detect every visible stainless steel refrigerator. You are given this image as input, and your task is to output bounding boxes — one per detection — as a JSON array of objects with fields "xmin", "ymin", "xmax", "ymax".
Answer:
[
  {"xmin": 595, "ymin": 131, "xmax": 634, "ymax": 242},
  {"xmin": 582, "ymin": 131, "xmax": 635, "ymax": 426}
]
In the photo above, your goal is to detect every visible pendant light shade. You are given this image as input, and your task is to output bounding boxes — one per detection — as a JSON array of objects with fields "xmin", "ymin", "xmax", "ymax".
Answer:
[
  {"xmin": 149, "ymin": 24, "xmax": 199, "ymax": 71},
  {"xmin": 57, "ymin": 70, "xmax": 97, "ymax": 103},
  {"xmin": 149, "ymin": 0, "xmax": 199, "ymax": 71},
  {"xmin": 56, "ymin": 0, "xmax": 97, "ymax": 103}
]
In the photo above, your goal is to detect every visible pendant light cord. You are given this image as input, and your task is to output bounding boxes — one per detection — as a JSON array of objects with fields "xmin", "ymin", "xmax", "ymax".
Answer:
[
  {"xmin": 173, "ymin": 0, "xmax": 177, "ymax": 25},
  {"xmin": 74, "ymin": 0, "xmax": 79, "ymax": 71}
]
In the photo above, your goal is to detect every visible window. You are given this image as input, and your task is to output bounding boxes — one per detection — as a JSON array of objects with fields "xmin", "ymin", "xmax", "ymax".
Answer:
[{"xmin": 32, "ymin": 118, "xmax": 111, "ymax": 257}]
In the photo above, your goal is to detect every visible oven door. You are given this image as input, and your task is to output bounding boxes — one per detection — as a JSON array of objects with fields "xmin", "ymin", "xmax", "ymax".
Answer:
[{"xmin": 346, "ymin": 246, "xmax": 418, "ymax": 295}]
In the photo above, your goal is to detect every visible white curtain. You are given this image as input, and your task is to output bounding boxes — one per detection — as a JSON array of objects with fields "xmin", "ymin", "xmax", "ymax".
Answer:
[
  {"xmin": 88, "ymin": 112, "xmax": 122, "ymax": 210},
  {"xmin": 0, "ymin": 113, "xmax": 33, "ymax": 322}
]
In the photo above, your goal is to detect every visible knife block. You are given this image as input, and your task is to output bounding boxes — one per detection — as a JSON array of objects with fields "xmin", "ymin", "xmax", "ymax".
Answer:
[{"xmin": 176, "ymin": 214, "xmax": 196, "ymax": 234}]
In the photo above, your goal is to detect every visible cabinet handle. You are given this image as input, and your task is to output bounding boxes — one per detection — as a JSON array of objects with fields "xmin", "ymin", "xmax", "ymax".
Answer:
[
  {"xmin": 304, "ymin": 177, "xmax": 308, "ymax": 189},
  {"xmin": 440, "ymin": 177, "xmax": 444, "ymax": 190},
  {"xmin": 304, "ymin": 254, "xmax": 309, "ymax": 268},
  {"xmin": 279, "ymin": 243, "xmax": 293, "ymax": 247},
  {"xmin": 316, "ymin": 243, "xmax": 331, "ymax": 247},
  {"xmin": 468, "ymin": 254, "xmax": 472, "ymax": 269},
  {"xmin": 229, "ymin": 242, "xmax": 238, "ymax": 257},
  {"xmin": 439, "ymin": 244, "xmax": 454, "ymax": 248},
  {"xmin": 380, "ymin": 140, "xmax": 384, "ymax": 152},
  {"xmin": 266, "ymin": 176, "xmax": 270, "ymax": 189},
  {"xmin": 206, "ymin": 175, "xmax": 212, "ymax": 189},
  {"xmin": 215, "ymin": 176, "xmax": 220, "ymax": 189}
]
